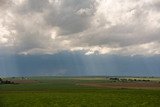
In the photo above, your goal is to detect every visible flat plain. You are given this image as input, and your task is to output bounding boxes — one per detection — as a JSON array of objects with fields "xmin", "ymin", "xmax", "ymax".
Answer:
[{"xmin": 0, "ymin": 76, "xmax": 160, "ymax": 107}]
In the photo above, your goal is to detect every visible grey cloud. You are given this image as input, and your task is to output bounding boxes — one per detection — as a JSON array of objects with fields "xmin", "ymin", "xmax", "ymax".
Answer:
[
  {"xmin": 154, "ymin": 2, "xmax": 160, "ymax": 10},
  {"xmin": 1, "ymin": 0, "xmax": 160, "ymax": 77},
  {"xmin": 17, "ymin": 0, "xmax": 50, "ymax": 14},
  {"xmin": 62, "ymin": 0, "xmax": 94, "ymax": 10},
  {"xmin": 13, "ymin": 17, "xmax": 52, "ymax": 52},
  {"xmin": 44, "ymin": 0, "xmax": 95, "ymax": 35},
  {"xmin": 73, "ymin": 24, "xmax": 159, "ymax": 48},
  {"xmin": 70, "ymin": 1, "xmax": 160, "ymax": 49},
  {"xmin": 0, "ymin": 0, "xmax": 12, "ymax": 11},
  {"xmin": 1, "ymin": 0, "xmax": 160, "ymax": 56},
  {"xmin": 146, "ymin": 1, "xmax": 160, "ymax": 11},
  {"xmin": 0, "ymin": 0, "xmax": 6, "ymax": 6},
  {"xmin": 0, "ymin": 0, "xmax": 10, "ymax": 6}
]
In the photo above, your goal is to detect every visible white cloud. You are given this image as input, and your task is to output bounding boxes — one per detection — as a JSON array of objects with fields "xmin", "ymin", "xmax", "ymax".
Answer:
[
  {"xmin": 0, "ymin": 37, "xmax": 8, "ymax": 44},
  {"xmin": 0, "ymin": 0, "xmax": 160, "ymax": 56}
]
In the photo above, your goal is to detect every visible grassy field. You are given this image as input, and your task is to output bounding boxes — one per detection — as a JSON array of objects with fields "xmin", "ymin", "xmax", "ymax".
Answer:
[{"xmin": 0, "ymin": 76, "xmax": 160, "ymax": 107}]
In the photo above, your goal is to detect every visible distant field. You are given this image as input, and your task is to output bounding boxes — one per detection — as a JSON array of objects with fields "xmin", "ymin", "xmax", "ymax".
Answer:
[{"xmin": 0, "ymin": 76, "xmax": 160, "ymax": 107}]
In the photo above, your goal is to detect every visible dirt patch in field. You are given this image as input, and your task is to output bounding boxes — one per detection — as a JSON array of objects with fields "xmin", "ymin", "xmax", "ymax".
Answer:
[
  {"xmin": 10, "ymin": 79, "xmax": 39, "ymax": 84},
  {"xmin": 77, "ymin": 82, "xmax": 160, "ymax": 89}
]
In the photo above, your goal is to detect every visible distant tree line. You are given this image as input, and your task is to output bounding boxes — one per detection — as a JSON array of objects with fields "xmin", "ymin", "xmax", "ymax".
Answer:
[
  {"xmin": 108, "ymin": 77, "xmax": 151, "ymax": 82},
  {"xmin": 0, "ymin": 78, "xmax": 15, "ymax": 84}
]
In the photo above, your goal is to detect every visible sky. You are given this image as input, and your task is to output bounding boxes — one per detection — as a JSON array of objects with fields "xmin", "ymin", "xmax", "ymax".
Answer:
[{"xmin": 0, "ymin": 0, "xmax": 160, "ymax": 77}]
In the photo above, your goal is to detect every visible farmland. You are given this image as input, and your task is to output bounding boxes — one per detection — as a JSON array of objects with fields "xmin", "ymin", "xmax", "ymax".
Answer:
[{"xmin": 0, "ymin": 76, "xmax": 160, "ymax": 107}]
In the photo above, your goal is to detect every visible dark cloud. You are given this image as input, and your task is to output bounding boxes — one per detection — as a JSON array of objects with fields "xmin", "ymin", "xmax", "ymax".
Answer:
[
  {"xmin": 1, "ymin": 52, "xmax": 160, "ymax": 76},
  {"xmin": 148, "ymin": 1, "xmax": 160, "ymax": 11},
  {"xmin": 0, "ymin": 0, "xmax": 9, "ymax": 6},
  {"xmin": 0, "ymin": 0, "xmax": 12, "ymax": 11},
  {"xmin": 16, "ymin": 0, "xmax": 50, "ymax": 14},
  {"xmin": 44, "ymin": 0, "xmax": 95, "ymax": 35}
]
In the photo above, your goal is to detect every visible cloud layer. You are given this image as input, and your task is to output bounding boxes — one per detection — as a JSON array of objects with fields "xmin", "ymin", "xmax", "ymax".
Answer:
[
  {"xmin": 1, "ymin": 52, "xmax": 160, "ymax": 76},
  {"xmin": 1, "ymin": 0, "xmax": 160, "ymax": 56}
]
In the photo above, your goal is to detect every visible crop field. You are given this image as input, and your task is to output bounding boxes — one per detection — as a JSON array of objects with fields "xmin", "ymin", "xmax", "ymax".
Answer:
[{"xmin": 0, "ymin": 76, "xmax": 160, "ymax": 107}]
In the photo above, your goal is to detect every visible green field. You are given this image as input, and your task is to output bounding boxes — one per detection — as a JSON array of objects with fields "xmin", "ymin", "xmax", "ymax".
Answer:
[{"xmin": 0, "ymin": 77, "xmax": 160, "ymax": 107}]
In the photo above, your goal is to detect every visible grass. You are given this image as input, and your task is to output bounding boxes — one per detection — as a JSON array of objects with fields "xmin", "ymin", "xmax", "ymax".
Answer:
[
  {"xmin": 1, "ymin": 89, "xmax": 160, "ymax": 107},
  {"xmin": 0, "ymin": 77, "xmax": 160, "ymax": 107}
]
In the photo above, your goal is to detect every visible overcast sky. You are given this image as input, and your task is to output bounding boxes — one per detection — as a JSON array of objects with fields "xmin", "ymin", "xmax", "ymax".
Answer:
[{"xmin": 0, "ymin": 0, "xmax": 160, "ymax": 76}]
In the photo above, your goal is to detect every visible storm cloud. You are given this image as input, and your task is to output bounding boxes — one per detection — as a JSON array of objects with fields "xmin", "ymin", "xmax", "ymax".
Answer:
[{"xmin": 0, "ymin": 0, "xmax": 160, "ymax": 56}]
